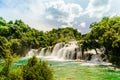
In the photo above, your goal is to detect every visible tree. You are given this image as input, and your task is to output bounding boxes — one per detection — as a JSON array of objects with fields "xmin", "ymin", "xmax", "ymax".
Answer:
[
  {"xmin": 83, "ymin": 16, "xmax": 120, "ymax": 66},
  {"xmin": 0, "ymin": 56, "xmax": 54, "ymax": 80},
  {"xmin": 22, "ymin": 56, "xmax": 54, "ymax": 80},
  {"xmin": 0, "ymin": 54, "xmax": 22, "ymax": 80}
]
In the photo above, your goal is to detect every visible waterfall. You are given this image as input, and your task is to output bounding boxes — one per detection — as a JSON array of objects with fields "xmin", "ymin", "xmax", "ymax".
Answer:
[
  {"xmin": 26, "ymin": 49, "xmax": 38, "ymax": 57},
  {"xmin": 39, "ymin": 48, "xmax": 46, "ymax": 56},
  {"xmin": 89, "ymin": 54, "xmax": 103, "ymax": 63},
  {"xmin": 45, "ymin": 48, "xmax": 51, "ymax": 56},
  {"xmin": 50, "ymin": 41, "xmax": 79, "ymax": 60},
  {"xmin": 26, "ymin": 41, "xmax": 107, "ymax": 62},
  {"xmin": 36, "ymin": 41, "xmax": 80, "ymax": 60},
  {"xmin": 51, "ymin": 43, "xmax": 63, "ymax": 56}
]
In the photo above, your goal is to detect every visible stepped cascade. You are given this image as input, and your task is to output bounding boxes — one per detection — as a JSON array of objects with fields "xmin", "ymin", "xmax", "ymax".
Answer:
[{"xmin": 26, "ymin": 41, "xmax": 107, "ymax": 62}]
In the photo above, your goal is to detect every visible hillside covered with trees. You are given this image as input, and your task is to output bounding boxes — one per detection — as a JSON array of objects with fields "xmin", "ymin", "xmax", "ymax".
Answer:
[
  {"xmin": 0, "ymin": 16, "xmax": 120, "ymax": 66},
  {"xmin": 0, "ymin": 17, "xmax": 81, "ymax": 58}
]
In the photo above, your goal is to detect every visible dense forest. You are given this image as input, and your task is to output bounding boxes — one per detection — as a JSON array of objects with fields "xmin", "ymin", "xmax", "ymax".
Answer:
[
  {"xmin": 0, "ymin": 17, "xmax": 81, "ymax": 58},
  {"xmin": 81, "ymin": 16, "xmax": 120, "ymax": 66},
  {"xmin": 0, "ymin": 16, "xmax": 120, "ymax": 67}
]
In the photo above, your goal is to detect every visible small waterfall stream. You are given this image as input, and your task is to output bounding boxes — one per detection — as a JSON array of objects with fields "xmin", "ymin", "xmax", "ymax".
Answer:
[
  {"xmin": 26, "ymin": 49, "xmax": 38, "ymax": 57},
  {"xmin": 39, "ymin": 48, "xmax": 46, "ymax": 56},
  {"xmin": 51, "ymin": 43, "xmax": 63, "ymax": 56}
]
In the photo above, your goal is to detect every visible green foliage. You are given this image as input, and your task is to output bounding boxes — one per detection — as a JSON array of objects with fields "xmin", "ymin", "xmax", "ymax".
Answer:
[
  {"xmin": 0, "ymin": 15, "xmax": 120, "ymax": 66},
  {"xmin": 0, "ymin": 17, "xmax": 81, "ymax": 57},
  {"xmin": 0, "ymin": 56, "xmax": 54, "ymax": 80},
  {"xmin": 0, "ymin": 58, "xmax": 12, "ymax": 76},
  {"xmin": 22, "ymin": 56, "xmax": 53, "ymax": 80},
  {"xmin": 47, "ymin": 27, "xmax": 81, "ymax": 45},
  {"xmin": 0, "ymin": 18, "xmax": 49, "ymax": 57},
  {"xmin": 0, "ymin": 17, "xmax": 6, "ymax": 26},
  {"xmin": 0, "ymin": 36, "xmax": 10, "ymax": 58},
  {"xmin": 0, "ymin": 26, "xmax": 9, "ymax": 36},
  {"xmin": 0, "ymin": 54, "xmax": 22, "ymax": 80},
  {"xmin": 83, "ymin": 16, "xmax": 120, "ymax": 66}
]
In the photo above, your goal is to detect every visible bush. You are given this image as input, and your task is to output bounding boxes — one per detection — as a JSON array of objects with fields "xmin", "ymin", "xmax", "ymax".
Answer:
[
  {"xmin": 22, "ymin": 56, "xmax": 54, "ymax": 80},
  {"xmin": 0, "ymin": 56, "xmax": 54, "ymax": 80}
]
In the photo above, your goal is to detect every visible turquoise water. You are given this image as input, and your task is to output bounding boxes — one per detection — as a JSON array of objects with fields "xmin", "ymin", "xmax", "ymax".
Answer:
[
  {"xmin": 1, "ymin": 58, "xmax": 120, "ymax": 80},
  {"xmin": 12, "ymin": 58, "xmax": 79, "ymax": 69}
]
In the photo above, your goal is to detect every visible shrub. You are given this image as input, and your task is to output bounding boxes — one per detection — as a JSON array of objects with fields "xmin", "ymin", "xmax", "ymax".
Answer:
[
  {"xmin": 22, "ymin": 56, "xmax": 54, "ymax": 80},
  {"xmin": 0, "ymin": 56, "xmax": 54, "ymax": 80}
]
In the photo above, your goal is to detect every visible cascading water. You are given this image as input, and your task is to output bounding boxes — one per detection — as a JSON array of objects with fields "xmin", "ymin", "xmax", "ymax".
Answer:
[
  {"xmin": 51, "ymin": 43, "xmax": 63, "ymax": 56},
  {"xmin": 39, "ymin": 48, "xmax": 46, "ymax": 56},
  {"xmin": 45, "ymin": 48, "xmax": 52, "ymax": 56},
  {"xmin": 26, "ymin": 49, "xmax": 38, "ymax": 58},
  {"xmin": 26, "ymin": 41, "xmax": 107, "ymax": 63},
  {"xmin": 52, "ymin": 41, "xmax": 79, "ymax": 60},
  {"xmin": 36, "ymin": 41, "xmax": 81, "ymax": 60},
  {"xmin": 56, "ymin": 42, "xmax": 78, "ymax": 59}
]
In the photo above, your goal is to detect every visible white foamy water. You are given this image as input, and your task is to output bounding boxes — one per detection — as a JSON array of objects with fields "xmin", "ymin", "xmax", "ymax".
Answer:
[{"xmin": 26, "ymin": 41, "xmax": 108, "ymax": 65}]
